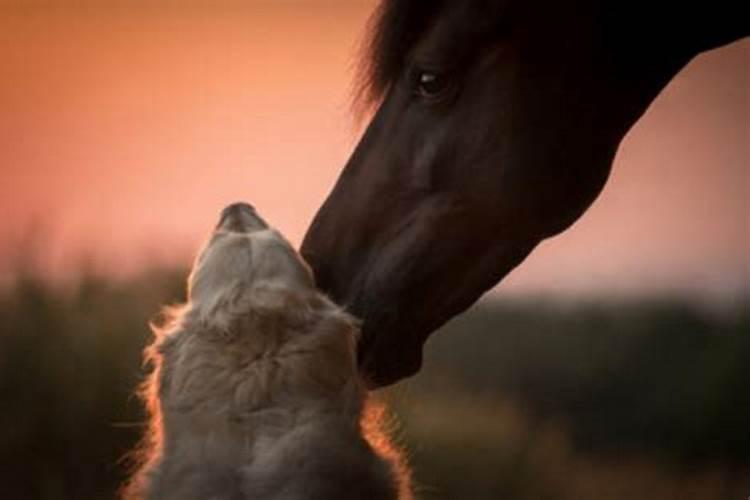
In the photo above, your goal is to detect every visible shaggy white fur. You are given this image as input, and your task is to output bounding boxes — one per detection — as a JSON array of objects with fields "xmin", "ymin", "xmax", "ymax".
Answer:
[{"xmin": 123, "ymin": 203, "xmax": 409, "ymax": 500}]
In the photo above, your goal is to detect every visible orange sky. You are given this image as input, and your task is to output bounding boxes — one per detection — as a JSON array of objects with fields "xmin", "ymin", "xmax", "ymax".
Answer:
[{"xmin": 0, "ymin": 3, "xmax": 747, "ymax": 305}]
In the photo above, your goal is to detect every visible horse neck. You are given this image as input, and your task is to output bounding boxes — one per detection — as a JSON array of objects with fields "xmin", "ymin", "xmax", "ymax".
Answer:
[
  {"xmin": 593, "ymin": 0, "xmax": 748, "ymax": 135},
  {"xmin": 599, "ymin": 0, "xmax": 748, "ymax": 55}
]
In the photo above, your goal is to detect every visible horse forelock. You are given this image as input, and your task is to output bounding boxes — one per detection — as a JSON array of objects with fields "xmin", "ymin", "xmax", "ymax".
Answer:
[
  {"xmin": 355, "ymin": 0, "xmax": 447, "ymax": 111},
  {"xmin": 355, "ymin": 0, "xmax": 510, "ymax": 114}
]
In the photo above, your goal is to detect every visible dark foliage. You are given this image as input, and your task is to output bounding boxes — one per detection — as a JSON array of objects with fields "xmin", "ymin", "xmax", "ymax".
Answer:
[
  {"xmin": 417, "ymin": 298, "xmax": 750, "ymax": 462},
  {"xmin": 0, "ymin": 269, "xmax": 747, "ymax": 498}
]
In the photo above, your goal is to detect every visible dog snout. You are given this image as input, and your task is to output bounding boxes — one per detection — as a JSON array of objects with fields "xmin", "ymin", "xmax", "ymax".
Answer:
[
  {"xmin": 218, "ymin": 202, "xmax": 268, "ymax": 233},
  {"xmin": 222, "ymin": 202, "xmax": 255, "ymax": 218}
]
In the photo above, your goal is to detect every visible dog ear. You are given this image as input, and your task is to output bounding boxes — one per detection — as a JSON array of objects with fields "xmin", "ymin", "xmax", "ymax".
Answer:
[
  {"xmin": 286, "ymin": 297, "xmax": 363, "ymax": 392},
  {"xmin": 314, "ymin": 296, "xmax": 363, "ymax": 344}
]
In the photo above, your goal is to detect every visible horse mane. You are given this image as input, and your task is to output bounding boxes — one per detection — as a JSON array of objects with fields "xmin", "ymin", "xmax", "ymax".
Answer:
[{"xmin": 355, "ymin": 0, "xmax": 446, "ymax": 111}]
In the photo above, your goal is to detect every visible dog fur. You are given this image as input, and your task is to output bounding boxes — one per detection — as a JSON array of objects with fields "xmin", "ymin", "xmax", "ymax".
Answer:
[{"xmin": 122, "ymin": 204, "xmax": 409, "ymax": 500}]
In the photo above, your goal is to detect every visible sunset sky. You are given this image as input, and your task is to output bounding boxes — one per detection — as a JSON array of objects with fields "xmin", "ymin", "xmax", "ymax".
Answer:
[{"xmin": 1, "ymin": 2, "xmax": 747, "ymax": 306}]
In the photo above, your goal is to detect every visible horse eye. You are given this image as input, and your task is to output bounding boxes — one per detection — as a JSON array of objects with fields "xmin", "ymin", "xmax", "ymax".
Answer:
[{"xmin": 415, "ymin": 70, "xmax": 453, "ymax": 101}]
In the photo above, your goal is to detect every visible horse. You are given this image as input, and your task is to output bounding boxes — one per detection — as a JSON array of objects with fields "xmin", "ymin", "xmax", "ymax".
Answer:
[{"xmin": 300, "ymin": 0, "xmax": 749, "ymax": 387}]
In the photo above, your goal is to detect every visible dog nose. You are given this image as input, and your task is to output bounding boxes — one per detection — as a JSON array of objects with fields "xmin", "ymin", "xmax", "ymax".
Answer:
[
  {"xmin": 218, "ymin": 202, "xmax": 267, "ymax": 232},
  {"xmin": 222, "ymin": 202, "xmax": 254, "ymax": 217}
]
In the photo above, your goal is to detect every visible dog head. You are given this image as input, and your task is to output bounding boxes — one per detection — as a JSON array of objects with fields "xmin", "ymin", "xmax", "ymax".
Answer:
[{"xmin": 187, "ymin": 203, "xmax": 315, "ymax": 328}]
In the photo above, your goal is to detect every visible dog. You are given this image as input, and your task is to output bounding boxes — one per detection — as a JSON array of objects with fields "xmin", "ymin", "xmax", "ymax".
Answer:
[{"xmin": 123, "ymin": 203, "xmax": 410, "ymax": 500}]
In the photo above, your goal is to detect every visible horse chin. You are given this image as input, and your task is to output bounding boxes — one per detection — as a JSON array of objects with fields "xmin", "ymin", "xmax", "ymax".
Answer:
[{"xmin": 357, "ymin": 317, "xmax": 425, "ymax": 388}]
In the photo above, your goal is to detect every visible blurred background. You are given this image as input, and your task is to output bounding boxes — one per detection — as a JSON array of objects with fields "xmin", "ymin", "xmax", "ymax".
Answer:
[{"xmin": 1, "ymin": 1, "xmax": 747, "ymax": 499}]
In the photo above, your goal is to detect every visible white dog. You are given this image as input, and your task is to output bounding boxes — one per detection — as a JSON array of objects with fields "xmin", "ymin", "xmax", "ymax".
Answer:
[{"xmin": 123, "ymin": 203, "xmax": 410, "ymax": 500}]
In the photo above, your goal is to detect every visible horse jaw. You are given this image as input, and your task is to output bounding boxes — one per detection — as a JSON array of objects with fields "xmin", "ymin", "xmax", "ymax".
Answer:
[{"xmin": 302, "ymin": 169, "xmax": 540, "ymax": 387}]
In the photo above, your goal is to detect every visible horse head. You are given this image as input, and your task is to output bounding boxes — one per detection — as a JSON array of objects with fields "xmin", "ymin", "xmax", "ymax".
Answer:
[{"xmin": 301, "ymin": 0, "xmax": 748, "ymax": 387}]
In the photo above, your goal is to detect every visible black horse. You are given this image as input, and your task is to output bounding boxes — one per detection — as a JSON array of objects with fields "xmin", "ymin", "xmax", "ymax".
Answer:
[{"xmin": 301, "ymin": 0, "xmax": 748, "ymax": 387}]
